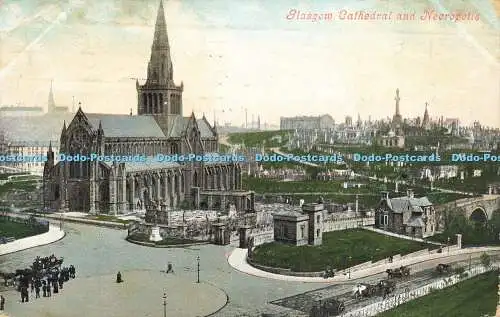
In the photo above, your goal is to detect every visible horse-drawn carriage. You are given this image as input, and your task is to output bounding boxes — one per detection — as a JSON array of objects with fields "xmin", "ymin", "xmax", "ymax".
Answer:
[
  {"xmin": 386, "ymin": 266, "xmax": 410, "ymax": 278},
  {"xmin": 323, "ymin": 266, "xmax": 336, "ymax": 278},
  {"xmin": 309, "ymin": 298, "xmax": 345, "ymax": 317},
  {"xmin": 352, "ymin": 279, "xmax": 396, "ymax": 299},
  {"xmin": 0, "ymin": 255, "xmax": 64, "ymax": 288},
  {"xmin": 436, "ymin": 263, "xmax": 452, "ymax": 274}
]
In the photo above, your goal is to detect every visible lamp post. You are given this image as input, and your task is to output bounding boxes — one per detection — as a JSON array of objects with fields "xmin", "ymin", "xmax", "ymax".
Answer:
[
  {"xmin": 196, "ymin": 256, "xmax": 200, "ymax": 283},
  {"xmin": 163, "ymin": 293, "xmax": 167, "ymax": 317},
  {"xmin": 348, "ymin": 256, "xmax": 352, "ymax": 279}
]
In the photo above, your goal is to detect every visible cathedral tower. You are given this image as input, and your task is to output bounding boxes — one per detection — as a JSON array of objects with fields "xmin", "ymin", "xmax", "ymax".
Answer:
[{"xmin": 137, "ymin": 0, "xmax": 183, "ymax": 116}]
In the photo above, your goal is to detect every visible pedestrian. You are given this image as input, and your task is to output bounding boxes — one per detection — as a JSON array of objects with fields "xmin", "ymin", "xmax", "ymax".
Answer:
[
  {"xmin": 53, "ymin": 281, "xmax": 59, "ymax": 294},
  {"xmin": 0, "ymin": 295, "xmax": 5, "ymax": 310},
  {"xmin": 35, "ymin": 284, "xmax": 40, "ymax": 298},
  {"xmin": 30, "ymin": 279, "xmax": 35, "ymax": 293},
  {"xmin": 116, "ymin": 271, "xmax": 123, "ymax": 283},
  {"xmin": 58, "ymin": 274, "xmax": 64, "ymax": 290},
  {"xmin": 42, "ymin": 281, "xmax": 47, "ymax": 297},
  {"xmin": 166, "ymin": 262, "xmax": 173, "ymax": 273},
  {"xmin": 20, "ymin": 286, "xmax": 28, "ymax": 303},
  {"xmin": 46, "ymin": 281, "xmax": 51, "ymax": 297}
]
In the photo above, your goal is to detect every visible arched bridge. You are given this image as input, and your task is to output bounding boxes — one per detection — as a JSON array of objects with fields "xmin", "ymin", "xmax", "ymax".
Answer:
[{"xmin": 439, "ymin": 195, "xmax": 500, "ymax": 223}]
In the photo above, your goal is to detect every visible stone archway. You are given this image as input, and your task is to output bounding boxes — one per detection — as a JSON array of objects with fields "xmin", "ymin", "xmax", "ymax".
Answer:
[{"xmin": 470, "ymin": 208, "xmax": 488, "ymax": 223}]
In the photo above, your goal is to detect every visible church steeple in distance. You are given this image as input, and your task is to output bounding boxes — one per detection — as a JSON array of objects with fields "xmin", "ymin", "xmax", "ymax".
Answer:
[
  {"xmin": 137, "ymin": 0, "xmax": 184, "ymax": 116},
  {"xmin": 48, "ymin": 80, "xmax": 56, "ymax": 113}
]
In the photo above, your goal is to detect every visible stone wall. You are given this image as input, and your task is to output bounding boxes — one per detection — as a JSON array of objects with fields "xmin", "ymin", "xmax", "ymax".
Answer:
[
  {"xmin": 323, "ymin": 216, "xmax": 375, "ymax": 232},
  {"xmin": 345, "ymin": 244, "xmax": 459, "ymax": 273},
  {"xmin": 246, "ymin": 257, "xmax": 324, "ymax": 277}
]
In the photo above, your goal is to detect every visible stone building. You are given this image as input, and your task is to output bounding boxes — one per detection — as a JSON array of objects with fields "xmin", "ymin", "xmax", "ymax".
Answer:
[
  {"xmin": 0, "ymin": 82, "xmax": 73, "ymax": 175},
  {"xmin": 280, "ymin": 114, "xmax": 334, "ymax": 130},
  {"xmin": 375, "ymin": 190, "xmax": 436, "ymax": 238},
  {"xmin": 42, "ymin": 0, "xmax": 255, "ymax": 214},
  {"xmin": 272, "ymin": 203, "xmax": 324, "ymax": 246}
]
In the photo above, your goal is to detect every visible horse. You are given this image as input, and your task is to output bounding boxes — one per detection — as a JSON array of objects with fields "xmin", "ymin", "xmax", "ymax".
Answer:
[{"xmin": 0, "ymin": 272, "xmax": 16, "ymax": 286}]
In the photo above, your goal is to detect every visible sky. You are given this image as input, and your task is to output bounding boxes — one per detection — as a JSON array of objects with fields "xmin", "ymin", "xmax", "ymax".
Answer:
[{"xmin": 0, "ymin": 0, "xmax": 498, "ymax": 128}]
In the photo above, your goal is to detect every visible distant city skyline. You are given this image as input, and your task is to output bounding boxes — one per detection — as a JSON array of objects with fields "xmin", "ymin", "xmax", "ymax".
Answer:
[{"xmin": 0, "ymin": 0, "xmax": 498, "ymax": 127}]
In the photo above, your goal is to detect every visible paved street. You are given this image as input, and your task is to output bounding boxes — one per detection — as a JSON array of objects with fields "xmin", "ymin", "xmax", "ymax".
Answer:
[
  {"xmin": 2, "ymin": 270, "xmax": 227, "ymax": 317},
  {"xmin": 2, "ymin": 222, "xmax": 499, "ymax": 316},
  {"xmin": 0, "ymin": 223, "xmax": 326, "ymax": 317}
]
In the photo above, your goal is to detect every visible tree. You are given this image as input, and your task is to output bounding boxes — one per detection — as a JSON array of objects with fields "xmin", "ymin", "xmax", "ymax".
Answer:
[{"xmin": 480, "ymin": 252, "xmax": 491, "ymax": 268}]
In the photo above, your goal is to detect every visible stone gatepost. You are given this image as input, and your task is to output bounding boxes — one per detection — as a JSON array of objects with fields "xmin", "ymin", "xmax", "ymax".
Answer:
[
  {"xmin": 456, "ymin": 233, "xmax": 462, "ymax": 249},
  {"xmin": 212, "ymin": 223, "xmax": 226, "ymax": 245},
  {"xmin": 238, "ymin": 225, "xmax": 251, "ymax": 249},
  {"xmin": 302, "ymin": 203, "xmax": 324, "ymax": 246}
]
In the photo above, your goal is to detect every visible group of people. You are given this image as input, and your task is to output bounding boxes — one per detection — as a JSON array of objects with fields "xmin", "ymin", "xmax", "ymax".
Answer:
[
  {"xmin": 32, "ymin": 255, "xmax": 63, "ymax": 271},
  {"xmin": 21, "ymin": 265, "xmax": 76, "ymax": 302},
  {"xmin": 14, "ymin": 255, "xmax": 77, "ymax": 304}
]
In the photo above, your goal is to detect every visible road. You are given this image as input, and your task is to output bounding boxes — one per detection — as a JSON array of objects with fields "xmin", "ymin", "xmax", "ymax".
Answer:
[
  {"xmin": 270, "ymin": 255, "xmax": 496, "ymax": 315},
  {"xmin": 0, "ymin": 222, "xmax": 326, "ymax": 317},
  {"xmin": 1, "ymin": 221, "xmax": 498, "ymax": 316}
]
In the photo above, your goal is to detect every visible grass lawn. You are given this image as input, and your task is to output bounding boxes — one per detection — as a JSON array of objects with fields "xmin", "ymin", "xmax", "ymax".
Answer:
[
  {"xmin": 251, "ymin": 229, "xmax": 435, "ymax": 272},
  {"xmin": 378, "ymin": 270, "xmax": 498, "ymax": 317},
  {"xmin": 128, "ymin": 232, "xmax": 199, "ymax": 245},
  {"xmin": 0, "ymin": 218, "xmax": 48, "ymax": 239},
  {"xmin": 228, "ymin": 130, "xmax": 289, "ymax": 148}
]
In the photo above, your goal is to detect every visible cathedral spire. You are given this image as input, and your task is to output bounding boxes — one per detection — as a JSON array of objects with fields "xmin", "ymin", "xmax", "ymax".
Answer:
[
  {"xmin": 48, "ymin": 80, "xmax": 56, "ymax": 113},
  {"xmin": 146, "ymin": 0, "xmax": 173, "ymax": 85}
]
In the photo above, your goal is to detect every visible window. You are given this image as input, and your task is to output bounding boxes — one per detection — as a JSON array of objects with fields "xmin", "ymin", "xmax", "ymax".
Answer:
[
  {"xmin": 382, "ymin": 215, "xmax": 389, "ymax": 225},
  {"xmin": 316, "ymin": 229, "xmax": 320, "ymax": 237},
  {"xmin": 300, "ymin": 225, "xmax": 305, "ymax": 239},
  {"xmin": 317, "ymin": 215, "xmax": 320, "ymax": 224}
]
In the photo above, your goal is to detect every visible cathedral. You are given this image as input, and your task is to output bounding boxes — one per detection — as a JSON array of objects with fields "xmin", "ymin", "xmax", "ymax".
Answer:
[{"xmin": 42, "ymin": 0, "xmax": 255, "ymax": 214}]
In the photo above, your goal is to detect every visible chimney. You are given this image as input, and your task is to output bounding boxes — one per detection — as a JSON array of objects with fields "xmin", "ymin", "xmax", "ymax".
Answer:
[
  {"xmin": 407, "ymin": 189, "xmax": 414, "ymax": 198},
  {"xmin": 381, "ymin": 191, "xmax": 389, "ymax": 201}
]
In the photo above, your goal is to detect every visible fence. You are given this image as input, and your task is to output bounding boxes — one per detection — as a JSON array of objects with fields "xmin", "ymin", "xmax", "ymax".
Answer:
[
  {"xmin": 339, "ymin": 264, "xmax": 498, "ymax": 317},
  {"xmin": 253, "ymin": 231, "xmax": 275, "ymax": 246}
]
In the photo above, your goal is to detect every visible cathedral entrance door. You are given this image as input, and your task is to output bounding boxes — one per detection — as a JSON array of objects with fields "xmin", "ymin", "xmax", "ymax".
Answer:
[{"xmin": 69, "ymin": 184, "xmax": 89, "ymax": 212}]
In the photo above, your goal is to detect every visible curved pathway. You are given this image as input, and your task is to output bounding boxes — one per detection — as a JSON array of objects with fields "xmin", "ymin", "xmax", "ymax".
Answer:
[
  {"xmin": 228, "ymin": 246, "xmax": 500, "ymax": 283},
  {"xmin": 0, "ymin": 224, "xmax": 65, "ymax": 256}
]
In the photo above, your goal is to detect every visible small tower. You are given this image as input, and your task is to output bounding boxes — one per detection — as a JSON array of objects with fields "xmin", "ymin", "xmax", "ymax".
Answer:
[
  {"xmin": 302, "ymin": 203, "xmax": 324, "ymax": 246},
  {"xmin": 257, "ymin": 115, "xmax": 261, "ymax": 130}
]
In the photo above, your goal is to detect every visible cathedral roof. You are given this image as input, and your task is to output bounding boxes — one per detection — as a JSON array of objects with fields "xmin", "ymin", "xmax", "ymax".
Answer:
[
  {"xmin": 122, "ymin": 157, "xmax": 180, "ymax": 172},
  {"xmin": 0, "ymin": 113, "xmax": 74, "ymax": 146},
  {"xmin": 166, "ymin": 115, "xmax": 189, "ymax": 137},
  {"xmin": 197, "ymin": 118, "xmax": 215, "ymax": 138},
  {"xmin": 84, "ymin": 113, "xmax": 166, "ymax": 138}
]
